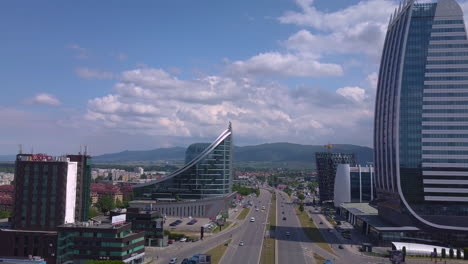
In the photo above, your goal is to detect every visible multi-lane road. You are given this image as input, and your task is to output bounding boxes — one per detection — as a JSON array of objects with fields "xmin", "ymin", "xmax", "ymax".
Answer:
[{"xmin": 146, "ymin": 188, "xmax": 271, "ymax": 264}]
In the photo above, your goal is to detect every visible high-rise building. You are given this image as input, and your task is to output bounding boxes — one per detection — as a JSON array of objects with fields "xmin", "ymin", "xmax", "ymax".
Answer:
[
  {"xmin": 315, "ymin": 152, "xmax": 356, "ymax": 202},
  {"xmin": 374, "ymin": 0, "xmax": 468, "ymax": 242},
  {"xmin": 13, "ymin": 154, "xmax": 91, "ymax": 230},
  {"xmin": 134, "ymin": 123, "xmax": 233, "ymax": 200}
]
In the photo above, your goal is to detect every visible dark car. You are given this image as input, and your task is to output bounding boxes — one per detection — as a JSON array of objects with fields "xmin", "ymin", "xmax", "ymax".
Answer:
[
  {"xmin": 181, "ymin": 258, "xmax": 190, "ymax": 264},
  {"xmin": 282, "ymin": 217, "xmax": 287, "ymax": 221}
]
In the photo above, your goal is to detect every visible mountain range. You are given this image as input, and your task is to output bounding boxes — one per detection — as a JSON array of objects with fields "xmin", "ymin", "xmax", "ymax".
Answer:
[{"xmin": 92, "ymin": 143, "xmax": 373, "ymax": 168}]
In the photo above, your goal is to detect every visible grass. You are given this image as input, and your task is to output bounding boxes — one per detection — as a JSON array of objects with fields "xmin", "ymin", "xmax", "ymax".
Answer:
[
  {"xmin": 313, "ymin": 253, "xmax": 326, "ymax": 263},
  {"xmin": 295, "ymin": 207, "xmax": 335, "ymax": 255},
  {"xmin": 212, "ymin": 221, "xmax": 232, "ymax": 233},
  {"xmin": 205, "ymin": 239, "xmax": 232, "ymax": 264},
  {"xmin": 260, "ymin": 193, "xmax": 276, "ymax": 264},
  {"xmin": 237, "ymin": 208, "xmax": 250, "ymax": 220}
]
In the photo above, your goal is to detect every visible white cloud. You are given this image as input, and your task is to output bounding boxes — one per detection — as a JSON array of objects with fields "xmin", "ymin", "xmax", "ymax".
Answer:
[
  {"xmin": 366, "ymin": 72, "xmax": 378, "ymax": 89},
  {"xmin": 336, "ymin": 86, "xmax": 368, "ymax": 103},
  {"xmin": 280, "ymin": 0, "xmax": 397, "ymax": 58},
  {"xmin": 75, "ymin": 67, "xmax": 114, "ymax": 80},
  {"xmin": 226, "ymin": 52, "xmax": 343, "ymax": 77},
  {"xmin": 24, "ymin": 93, "xmax": 61, "ymax": 106},
  {"xmin": 86, "ymin": 68, "xmax": 373, "ymax": 146}
]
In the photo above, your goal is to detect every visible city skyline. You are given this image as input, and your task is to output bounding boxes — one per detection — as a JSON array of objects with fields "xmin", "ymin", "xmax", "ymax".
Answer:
[{"xmin": 7, "ymin": 0, "xmax": 468, "ymax": 155}]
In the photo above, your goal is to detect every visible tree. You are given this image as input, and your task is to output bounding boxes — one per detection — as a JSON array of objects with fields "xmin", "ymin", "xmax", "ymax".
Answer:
[
  {"xmin": 89, "ymin": 206, "xmax": 99, "ymax": 219},
  {"xmin": 449, "ymin": 248, "xmax": 454, "ymax": 259},
  {"xmin": 464, "ymin": 248, "xmax": 468, "ymax": 260},
  {"xmin": 402, "ymin": 246, "xmax": 406, "ymax": 262},
  {"xmin": 115, "ymin": 199, "xmax": 124, "ymax": 209},
  {"xmin": 0, "ymin": 210, "xmax": 11, "ymax": 219},
  {"xmin": 297, "ymin": 192, "xmax": 305, "ymax": 201},
  {"xmin": 457, "ymin": 249, "xmax": 461, "ymax": 259},
  {"xmin": 96, "ymin": 195, "xmax": 115, "ymax": 214},
  {"xmin": 299, "ymin": 202, "xmax": 304, "ymax": 212},
  {"xmin": 442, "ymin": 248, "xmax": 446, "ymax": 258}
]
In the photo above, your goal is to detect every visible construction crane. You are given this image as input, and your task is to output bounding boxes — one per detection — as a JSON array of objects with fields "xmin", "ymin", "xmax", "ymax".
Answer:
[{"xmin": 324, "ymin": 143, "xmax": 338, "ymax": 152}]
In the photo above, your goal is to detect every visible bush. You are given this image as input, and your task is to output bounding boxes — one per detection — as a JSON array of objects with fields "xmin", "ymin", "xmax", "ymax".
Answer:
[
  {"xmin": 457, "ymin": 249, "xmax": 461, "ymax": 259},
  {"xmin": 449, "ymin": 248, "xmax": 454, "ymax": 259},
  {"xmin": 464, "ymin": 248, "xmax": 468, "ymax": 260},
  {"xmin": 442, "ymin": 248, "xmax": 446, "ymax": 258}
]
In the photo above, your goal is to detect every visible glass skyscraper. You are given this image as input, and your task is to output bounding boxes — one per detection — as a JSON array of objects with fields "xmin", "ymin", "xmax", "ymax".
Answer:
[
  {"xmin": 375, "ymin": 0, "xmax": 468, "ymax": 237},
  {"xmin": 134, "ymin": 123, "xmax": 233, "ymax": 200}
]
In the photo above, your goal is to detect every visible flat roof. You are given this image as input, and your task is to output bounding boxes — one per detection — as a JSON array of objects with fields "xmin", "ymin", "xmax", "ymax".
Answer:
[
  {"xmin": 340, "ymin": 203, "xmax": 378, "ymax": 215},
  {"xmin": 340, "ymin": 203, "xmax": 419, "ymax": 232}
]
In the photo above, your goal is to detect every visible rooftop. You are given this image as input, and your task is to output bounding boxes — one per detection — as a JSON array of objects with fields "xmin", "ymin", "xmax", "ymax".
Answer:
[{"xmin": 340, "ymin": 203, "xmax": 378, "ymax": 215}]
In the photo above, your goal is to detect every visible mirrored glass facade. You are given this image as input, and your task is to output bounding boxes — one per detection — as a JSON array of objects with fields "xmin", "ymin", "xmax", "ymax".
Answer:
[
  {"xmin": 134, "ymin": 124, "xmax": 233, "ymax": 200},
  {"xmin": 375, "ymin": 0, "xmax": 468, "ymax": 232}
]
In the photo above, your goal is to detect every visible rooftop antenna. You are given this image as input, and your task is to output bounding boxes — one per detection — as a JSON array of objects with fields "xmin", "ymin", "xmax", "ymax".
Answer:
[
  {"xmin": 228, "ymin": 121, "xmax": 232, "ymax": 131},
  {"xmin": 31, "ymin": 146, "xmax": 34, "ymax": 154},
  {"xmin": 84, "ymin": 145, "xmax": 88, "ymax": 155},
  {"xmin": 79, "ymin": 145, "xmax": 83, "ymax": 155},
  {"xmin": 18, "ymin": 144, "xmax": 23, "ymax": 154}
]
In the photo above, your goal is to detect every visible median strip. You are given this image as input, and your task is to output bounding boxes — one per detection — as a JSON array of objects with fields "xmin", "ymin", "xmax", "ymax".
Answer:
[
  {"xmin": 236, "ymin": 208, "xmax": 250, "ymax": 220},
  {"xmin": 295, "ymin": 207, "xmax": 335, "ymax": 255},
  {"xmin": 260, "ymin": 192, "xmax": 276, "ymax": 264},
  {"xmin": 205, "ymin": 239, "xmax": 232, "ymax": 264}
]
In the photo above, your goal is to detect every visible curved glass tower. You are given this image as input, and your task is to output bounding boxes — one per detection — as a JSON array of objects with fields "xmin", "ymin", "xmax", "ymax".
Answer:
[
  {"xmin": 375, "ymin": 0, "xmax": 468, "ymax": 233},
  {"xmin": 134, "ymin": 123, "xmax": 233, "ymax": 200}
]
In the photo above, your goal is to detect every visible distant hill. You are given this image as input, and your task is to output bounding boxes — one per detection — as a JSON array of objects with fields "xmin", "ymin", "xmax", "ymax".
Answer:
[
  {"xmin": 0, "ymin": 155, "xmax": 15, "ymax": 162},
  {"xmin": 93, "ymin": 143, "xmax": 373, "ymax": 168}
]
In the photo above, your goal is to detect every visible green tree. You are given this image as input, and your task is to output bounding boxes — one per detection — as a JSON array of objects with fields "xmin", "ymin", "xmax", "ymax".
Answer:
[
  {"xmin": 457, "ymin": 249, "xmax": 461, "ymax": 259},
  {"xmin": 442, "ymin": 248, "xmax": 446, "ymax": 258},
  {"xmin": 96, "ymin": 195, "xmax": 115, "ymax": 214},
  {"xmin": 115, "ymin": 199, "xmax": 123, "ymax": 209},
  {"xmin": 88, "ymin": 206, "xmax": 99, "ymax": 219},
  {"xmin": 297, "ymin": 192, "xmax": 305, "ymax": 201},
  {"xmin": 449, "ymin": 248, "xmax": 454, "ymax": 259},
  {"xmin": 0, "ymin": 210, "xmax": 11, "ymax": 219},
  {"xmin": 299, "ymin": 202, "xmax": 304, "ymax": 212}
]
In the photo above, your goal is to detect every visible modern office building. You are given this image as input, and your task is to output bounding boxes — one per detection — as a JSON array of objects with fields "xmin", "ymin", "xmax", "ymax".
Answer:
[
  {"xmin": 315, "ymin": 152, "xmax": 356, "ymax": 202},
  {"xmin": 0, "ymin": 153, "xmax": 92, "ymax": 264},
  {"xmin": 133, "ymin": 123, "xmax": 233, "ymax": 200},
  {"xmin": 13, "ymin": 154, "xmax": 91, "ymax": 230},
  {"xmin": 56, "ymin": 217, "xmax": 145, "ymax": 264},
  {"xmin": 334, "ymin": 164, "xmax": 375, "ymax": 207},
  {"xmin": 374, "ymin": 0, "xmax": 468, "ymax": 244}
]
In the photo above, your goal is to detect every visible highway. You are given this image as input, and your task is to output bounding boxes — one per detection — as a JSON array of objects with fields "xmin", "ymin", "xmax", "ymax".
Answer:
[
  {"xmin": 222, "ymin": 188, "xmax": 271, "ymax": 264},
  {"xmin": 146, "ymin": 188, "xmax": 271, "ymax": 264},
  {"xmin": 276, "ymin": 191, "xmax": 311, "ymax": 264}
]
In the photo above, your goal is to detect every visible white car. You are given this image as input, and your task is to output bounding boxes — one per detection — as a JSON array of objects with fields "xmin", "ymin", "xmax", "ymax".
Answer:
[
  {"xmin": 255, "ymin": 208, "xmax": 259, "ymax": 212},
  {"xmin": 180, "ymin": 237, "xmax": 187, "ymax": 242},
  {"xmin": 169, "ymin": 257, "xmax": 177, "ymax": 264},
  {"xmin": 239, "ymin": 241, "xmax": 244, "ymax": 246},
  {"xmin": 250, "ymin": 217, "xmax": 255, "ymax": 222}
]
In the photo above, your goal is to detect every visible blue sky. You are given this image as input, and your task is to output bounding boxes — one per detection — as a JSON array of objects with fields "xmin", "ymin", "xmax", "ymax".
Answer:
[{"xmin": 2, "ymin": 0, "xmax": 464, "ymax": 155}]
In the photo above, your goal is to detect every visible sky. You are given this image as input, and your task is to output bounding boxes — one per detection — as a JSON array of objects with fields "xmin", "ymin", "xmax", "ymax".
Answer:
[{"xmin": 2, "ymin": 0, "xmax": 468, "ymax": 155}]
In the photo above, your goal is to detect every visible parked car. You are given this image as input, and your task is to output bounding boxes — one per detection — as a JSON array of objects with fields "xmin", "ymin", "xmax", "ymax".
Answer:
[
  {"xmin": 282, "ymin": 217, "xmax": 287, "ymax": 221},
  {"xmin": 169, "ymin": 257, "xmax": 177, "ymax": 264},
  {"xmin": 168, "ymin": 239, "xmax": 174, "ymax": 244},
  {"xmin": 239, "ymin": 241, "xmax": 244, "ymax": 246},
  {"xmin": 250, "ymin": 217, "xmax": 255, "ymax": 222},
  {"xmin": 181, "ymin": 259, "xmax": 190, "ymax": 264},
  {"xmin": 180, "ymin": 237, "xmax": 187, "ymax": 242}
]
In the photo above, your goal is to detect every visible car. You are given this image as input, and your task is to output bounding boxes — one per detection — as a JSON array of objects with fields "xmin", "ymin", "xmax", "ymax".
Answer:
[
  {"xmin": 338, "ymin": 245, "xmax": 344, "ymax": 249},
  {"xmin": 168, "ymin": 239, "xmax": 174, "ymax": 244},
  {"xmin": 282, "ymin": 211, "xmax": 284, "ymax": 214},
  {"xmin": 256, "ymin": 208, "xmax": 259, "ymax": 212},
  {"xmin": 181, "ymin": 259, "xmax": 190, "ymax": 264},
  {"xmin": 180, "ymin": 237, "xmax": 187, "ymax": 242},
  {"xmin": 286, "ymin": 232, "xmax": 290, "ymax": 236},
  {"xmin": 239, "ymin": 241, "xmax": 244, "ymax": 246},
  {"xmin": 250, "ymin": 217, "xmax": 255, "ymax": 222},
  {"xmin": 319, "ymin": 221, "xmax": 323, "ymax": 224},
  {"xmin": 169, "ymin": 257, "xmax": 177, "ymax": 264},
  {"xmin": 282, "ymin": 216, "xmax": 287, "ymax": 221}
]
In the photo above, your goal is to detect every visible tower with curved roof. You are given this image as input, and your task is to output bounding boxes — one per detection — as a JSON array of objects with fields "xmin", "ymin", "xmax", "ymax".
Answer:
[
  {"xmin": 134, "ymin": 123, "xmax": 233, "ymax": 200},
  {"xmin": 375, "ymin": 0, "xmax": 468, "ymax": 242}
]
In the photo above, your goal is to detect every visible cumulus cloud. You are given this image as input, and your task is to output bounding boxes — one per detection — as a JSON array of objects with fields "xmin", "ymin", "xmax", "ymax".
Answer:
[
  {"xmin": 75, "ymin": 67, "xmax": 114, "ymax": 80},
  {"xmin": 24, "ymin": 93, "xmax": 61, "ymax": 106},
  {"xmin": 280, "ymin": 0, "xmax": 397, "ymax": 58},
  {"xmin": 86, "ymin": 68, "xmax": 373, "ymax": 145},
  {"xmin": 226, "ymin": 52, "xmax": 343, "ymax": 77}
]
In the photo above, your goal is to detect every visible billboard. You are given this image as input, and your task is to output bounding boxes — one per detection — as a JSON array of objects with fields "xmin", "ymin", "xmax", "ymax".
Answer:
[{"xmin": 111, "ymin": 214, "xmax": 126, "ymax": 225}]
